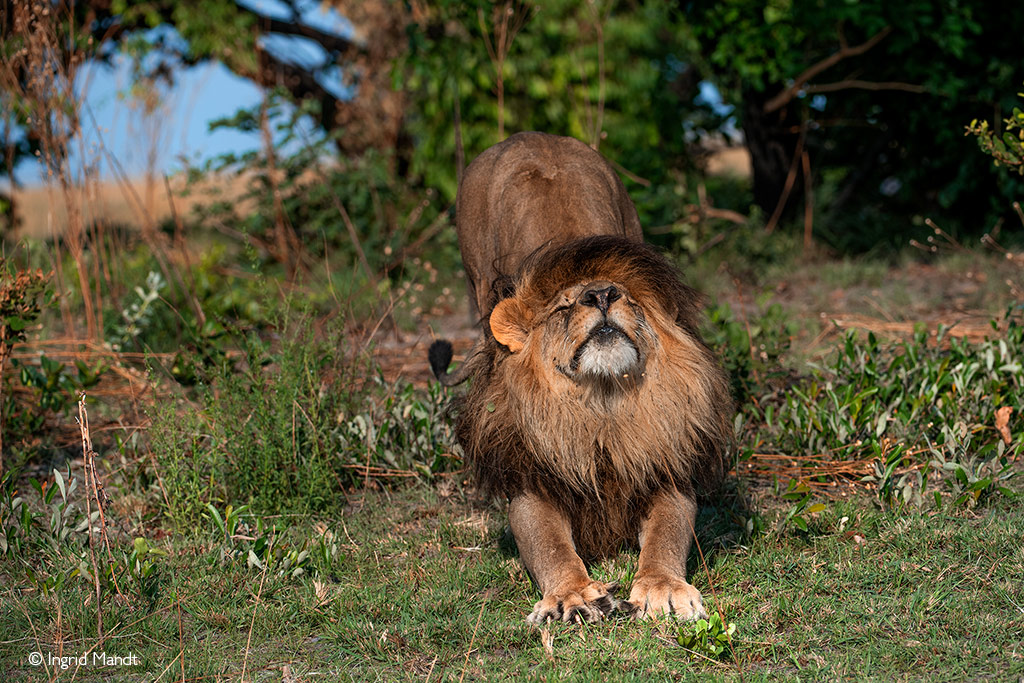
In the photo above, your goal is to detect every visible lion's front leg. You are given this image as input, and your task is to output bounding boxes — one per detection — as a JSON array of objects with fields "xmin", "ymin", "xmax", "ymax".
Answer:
[
  {"xmin": 509, "ymin": 492, "xmax": 620, "ymax": 624},
  {"xmin": 628, "ymin": 488, "xmax": 708, "ymax": 621}
]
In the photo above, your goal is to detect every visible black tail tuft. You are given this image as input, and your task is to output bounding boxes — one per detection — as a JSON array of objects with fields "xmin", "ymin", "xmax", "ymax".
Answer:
[{"xmin": 428, "ymin": 340, "xmax": 454, "ymax": 380}]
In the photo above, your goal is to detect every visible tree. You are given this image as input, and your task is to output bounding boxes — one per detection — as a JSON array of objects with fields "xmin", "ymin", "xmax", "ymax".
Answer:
[
  {"xmin": 399, "ymin": 0, "xmax": 697, "ymax": 202},
  {"xmin": 0, "ymin": 0, "xmax": 409, "ymax": 176},
  {"xmin": 1, "ymin": 1, "xmax": 698, "ymax": 202},
  {"xmin": 682, "ymin": 0, "xmax": 1024, "ymax": 249},
  {"xmin": 5, "ymin": 0, "xmax": 1021, "ymax": 254}
]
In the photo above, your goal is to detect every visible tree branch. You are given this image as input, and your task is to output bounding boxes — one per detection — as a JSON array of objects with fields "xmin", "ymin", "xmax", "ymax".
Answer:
[
  {"xmin": 250, "ymin": 49, "xmax": 341, "ymax": 129},
  {"xmin": 764, "ymin": 26, "xmax": 892, "ymax": 114},
  {"xmin": 79, "ymin": 1, "xmax": 362, "ymax": 81},
  {"xmin": 803, "ymin": 80, "xmax": 929, "ymax": 96},
  {"xmin": 264, "ymin": 16, "xmax": 360, "ymax": 58}
]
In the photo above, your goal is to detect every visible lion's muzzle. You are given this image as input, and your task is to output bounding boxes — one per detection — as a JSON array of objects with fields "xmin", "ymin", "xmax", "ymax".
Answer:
[{"xmin": 572, "ymin": 321, "xmax": 640, "ymax": 379}]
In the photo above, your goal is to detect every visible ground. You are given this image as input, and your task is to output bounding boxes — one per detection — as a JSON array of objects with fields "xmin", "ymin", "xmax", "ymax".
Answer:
[
  {"xmin": 4, "ymin": 484, "xmax": 1022, "ymax": 681},
  {"xmin": 4, "ymin": 201, "xmax": 1024, "ymax": 680},
  {"xmin": 376, "ymin": 247, "xmax": 1024, "ymax": 387}
]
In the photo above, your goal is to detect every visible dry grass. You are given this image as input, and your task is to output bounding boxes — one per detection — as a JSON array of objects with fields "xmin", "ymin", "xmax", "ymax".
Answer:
[
  {"xmin": 8, "ymin": 172, "xmax": 253, "ymax": 242},
  {"xmin": 705, "ymin": 146, "xmax": 751, "ymax": 179},
  {"xmin": 824, "ymin": 313, "xmax": 999, "ymax": 343}
]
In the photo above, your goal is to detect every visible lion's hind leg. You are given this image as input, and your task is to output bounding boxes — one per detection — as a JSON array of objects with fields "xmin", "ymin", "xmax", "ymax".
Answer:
[{"xmin": 509, "ymin": 493, "xmax": 627, "ymax": 624}]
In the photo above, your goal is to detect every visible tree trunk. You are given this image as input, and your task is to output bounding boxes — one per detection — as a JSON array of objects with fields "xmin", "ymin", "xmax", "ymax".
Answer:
[{"xmin": 742, "ymin": 89, "xmax": 804, "ymax": 220}]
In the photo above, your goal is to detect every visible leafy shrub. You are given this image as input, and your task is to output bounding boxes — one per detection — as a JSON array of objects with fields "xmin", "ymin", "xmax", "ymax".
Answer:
[
  {"xmin": 751, "ymin": 318, "xmax": 1022, "ymax": 508},
  {"xmin": 151, "ymin": 317, "xmax": 348, "ymax": 525},
  {"xmin": 0, "ymin": 261, "xmax": 53, "ymax": 460},
  {"xmin": 677, "ymin": 613, "xmax": 737, "ymax": 660},
  {"xmin": 966, "ymin": 82, "xmax": 1024, "ymax": 176},
  {"xmin": 151, "ymin": 312, "xmax": 457, "ymax": 529},
  {"xmin": 189, "ymin": 89, "xmax": 447, "ymax": 273},
  {"xmin": 0, "ymin": 466, "xmax": 84, "ymax": 560},
  {"xmin": 110, "ymin": 270, "xmax": 166, "ymax": 352},
  {"xmin": 101, "ymin": 243, "xmax": 269, "ymax": 360},
  {"xmin": 206, "ymin": 503, "xmax": 323, "ymax": 579},
  {"xmin": 149, "ymin": 404, "xmax": 213, "ymax": 531},
  {"xmin": 333, "ymin": 378, "xmax": 457, "ymax": 479},
  {"xmin": 1, "ymin": 466, "xmax": 169, "ymax": 608},
  {"xmin": 704, "ymin": 300, "xmax": 795, "ymax": 404},
  {"xmin": 0, "ymin": 261, "xmax": 107, "ymax": 462}
]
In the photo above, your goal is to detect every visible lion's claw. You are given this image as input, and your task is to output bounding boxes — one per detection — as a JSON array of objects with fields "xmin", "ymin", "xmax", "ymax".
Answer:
[
  {"xmin": 628, "ymin": 574, "xmax": 707, "ymax": 621},
  {"xmin": 526, "ymin": 580, "xmax": 631, "ymax": 625}
]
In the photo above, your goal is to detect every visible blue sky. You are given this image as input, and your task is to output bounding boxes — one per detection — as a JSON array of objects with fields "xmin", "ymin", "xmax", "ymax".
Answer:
[
  {"xmin": 69, "ymin": 57, "xmax": 264, "ymax": 184},
  {"xmin": 15, "ymin": 0, "xmax": 351, "ymax": 187}
]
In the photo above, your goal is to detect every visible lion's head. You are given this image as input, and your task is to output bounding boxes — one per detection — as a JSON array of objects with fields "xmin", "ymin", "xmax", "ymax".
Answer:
[
  {"xmin": 488, "ymin": 236, "xmax": 704, "ymax": 390},
  {"xmin": 451, "ymin": 236, "xmax": 732, "ymax": 559}
]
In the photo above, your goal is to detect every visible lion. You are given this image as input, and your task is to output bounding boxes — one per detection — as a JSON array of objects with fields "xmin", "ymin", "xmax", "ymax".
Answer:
[{"xmin": 430, "ymin": 132, "xmax": 732, "ymax": 624}]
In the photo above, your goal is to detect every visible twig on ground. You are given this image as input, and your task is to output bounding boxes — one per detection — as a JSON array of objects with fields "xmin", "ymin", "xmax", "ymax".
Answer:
[
  {"xmin": 78, "ymin": 394, "xmax": 104, "ymax": 645},
  {"xmin": 459, "ymin": 590, "xmax": 490, "ymax": 683},
  {"xmin": 241, "ymin": 566, "xmax": 269, "ymax": 683}
]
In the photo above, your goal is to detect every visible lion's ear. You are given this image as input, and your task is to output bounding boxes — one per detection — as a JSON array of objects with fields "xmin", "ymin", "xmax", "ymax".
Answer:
[{"xmin": 490, "ymin": 297, "xmax": 532, "ymax": 352}]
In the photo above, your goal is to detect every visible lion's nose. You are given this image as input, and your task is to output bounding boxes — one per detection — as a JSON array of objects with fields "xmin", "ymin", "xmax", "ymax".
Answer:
[{"xmin": 579, "ymin": 283, "xmax": 621, "ymax": 315}]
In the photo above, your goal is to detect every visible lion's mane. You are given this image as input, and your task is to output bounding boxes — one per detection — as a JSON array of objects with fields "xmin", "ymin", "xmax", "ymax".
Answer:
[{"xmin": 454, "ymin": 236, "xmax": 732, "ymax": 560}]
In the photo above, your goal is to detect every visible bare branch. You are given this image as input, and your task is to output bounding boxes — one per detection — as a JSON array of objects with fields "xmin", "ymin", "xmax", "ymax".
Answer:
[
  {"xmin": 764, "ymin": 123, "xmax": 807, "ymax": 234},
  {"xmin": 478, "ymin": 2, "xmax": 531, "ymax": 140},
  {"xmin": 764, "ymin": 26, "xmax": 892, "ymax": 114},
  {"xmin": 803, "ymin": 80, "xmax": 929, "ymax": 96},
  {"xmin": 263, "ymin": 16, "xmax": 359, "ymax": 57}
]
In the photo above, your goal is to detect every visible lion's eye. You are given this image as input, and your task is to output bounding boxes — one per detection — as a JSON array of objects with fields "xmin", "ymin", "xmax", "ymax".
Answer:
[{"xmin": 551, "ymin": 303, "xmax": 571, "ymax": 315}]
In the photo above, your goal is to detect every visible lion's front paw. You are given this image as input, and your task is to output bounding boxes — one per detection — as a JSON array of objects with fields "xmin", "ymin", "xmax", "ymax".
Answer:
[
  {"xmin": 628, "ymin": 574, "xmax": 707, "ymax": 621},
  {"xmin": 527, "ymin": 580, "xmax": 626, "ymax": 625}
]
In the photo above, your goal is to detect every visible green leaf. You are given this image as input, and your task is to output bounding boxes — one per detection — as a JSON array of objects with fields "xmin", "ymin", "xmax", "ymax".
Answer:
[
  {"xmin": 247, "ymin": 549, "xmax": 263, "ymax": 569},
  {"xmin": 53, "ymin": 469, "xmax": 67, "ymax": 501},
  {"xmin": 875, "ymin": 411, "xmax": 889, "ymax": 438},
  {"xmin": 207, "ymin": 504, "xmax": 226, "ymax": 536}
]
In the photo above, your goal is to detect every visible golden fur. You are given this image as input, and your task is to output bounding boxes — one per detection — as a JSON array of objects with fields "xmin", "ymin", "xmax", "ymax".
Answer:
[
  {"xmin": 430, "ymin": 132, "xmax": 732, "ymax": 622},
  {"xmin": 456, "ymin": 237, "xmax": 731, "ymax": 560},
  {"xmin": 454, "ymin": 131, "xmax": 642, "ymax": 317}
]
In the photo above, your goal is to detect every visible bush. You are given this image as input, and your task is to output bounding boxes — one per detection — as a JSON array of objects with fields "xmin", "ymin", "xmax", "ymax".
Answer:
[
  {"xmin": 750, "ymin": 316, "xmax": 1022, "ymax": 508},
  {"xmin": 189, "ymin": 89, "xmax": 448, "ymax": 274},
  {"xmin": 966, "ymin": 82, "xmax": 1024, "ymax": 176},
  {"xmin": 150, "ymin": 311, "xmax": 457, "ymax": 529},
  {"xmin": 151, "ymin": 315, "xmax": 350, "ymax": 525},
  {"xmin": 704, "ymin": 300, "xmax": 795, "ymax": 404}
]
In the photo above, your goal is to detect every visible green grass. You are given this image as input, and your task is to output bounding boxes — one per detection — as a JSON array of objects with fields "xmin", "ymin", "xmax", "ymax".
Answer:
[
  {"xmin": 4, "ymin": 222, "xmax": 1024, "ymax": 681},
  {"xmin": 2, "ymin": 484, "xmax": 1022, "ymax": 681}
]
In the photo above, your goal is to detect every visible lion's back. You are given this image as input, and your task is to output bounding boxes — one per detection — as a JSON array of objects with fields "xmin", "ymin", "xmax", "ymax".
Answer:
[{"xmin": 456, "ymin": 132, "xmax": 642, "ymax": 316}]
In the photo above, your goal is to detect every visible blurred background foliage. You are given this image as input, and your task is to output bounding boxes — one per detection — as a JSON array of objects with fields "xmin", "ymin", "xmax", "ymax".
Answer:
[
  {"xmin": 0, "ymin": 0, "xmax": 1021, "ymax": 504},
  {"xmin": 1, "ymin": 0, "xmax": 1022, "ymax": 255}
]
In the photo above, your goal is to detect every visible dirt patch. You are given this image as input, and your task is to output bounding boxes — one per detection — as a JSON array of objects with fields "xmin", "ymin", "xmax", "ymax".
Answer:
[{"xmin": 371, "ymin": 311, "xmax": 479, "ymax": 386}]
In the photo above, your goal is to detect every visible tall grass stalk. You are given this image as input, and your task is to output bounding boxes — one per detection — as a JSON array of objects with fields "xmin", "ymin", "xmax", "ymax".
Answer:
[{"xmin": 0, "ymin": 2, "xmax": 99, "ymax": 339}]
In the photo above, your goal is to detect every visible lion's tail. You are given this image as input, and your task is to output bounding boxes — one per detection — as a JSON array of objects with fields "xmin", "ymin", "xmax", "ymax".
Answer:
[{"xmin": 428, "ymin": 339, "xmax": 482, "ymax": 386}]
